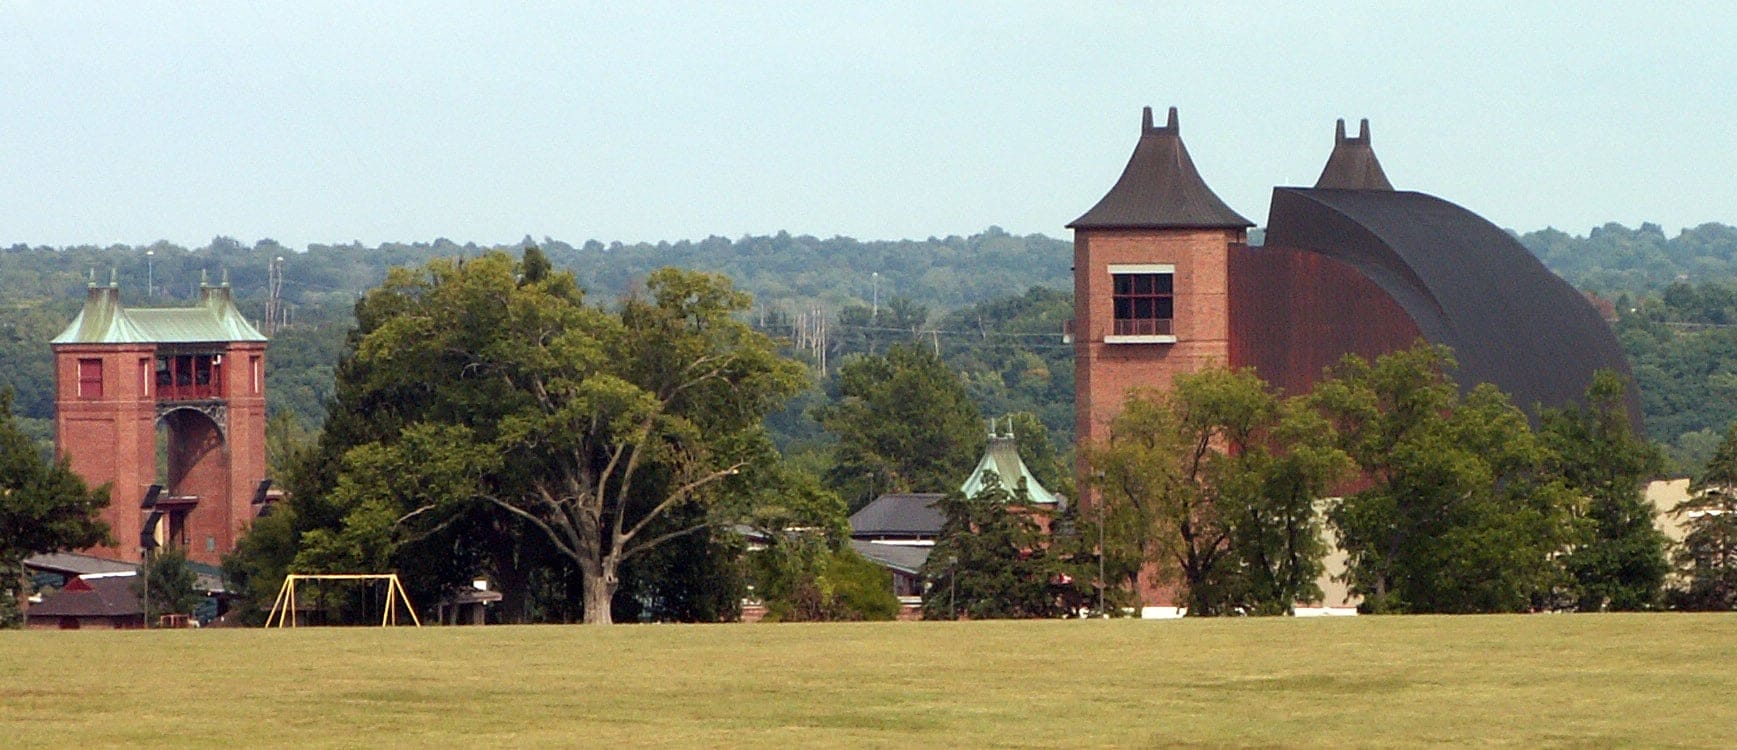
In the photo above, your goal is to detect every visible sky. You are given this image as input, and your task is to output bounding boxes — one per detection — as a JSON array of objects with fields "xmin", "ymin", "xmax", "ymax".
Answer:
[{"xmin": 2, "ymin": 2, "xmax": 1735, "ymax": 250}]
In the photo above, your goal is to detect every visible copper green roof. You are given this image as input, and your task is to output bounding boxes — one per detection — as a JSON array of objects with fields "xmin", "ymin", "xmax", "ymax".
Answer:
[
  {"xmin": 52, "ymin": 278, "xmax": 266, "ymax": 345},
  {"xmin": 959, "ymin": 422, "xmax": 1064, "ymax": 505}
]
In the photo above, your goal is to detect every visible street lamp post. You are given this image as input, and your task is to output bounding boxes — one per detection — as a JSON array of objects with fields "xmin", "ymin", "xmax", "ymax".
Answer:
[
  {"xmin": 1093, "ymin": 471, "xmax": 1106, "ymax": 617},
  {"xmin": 948, "ymin": 554, "xmax": 958, "ymax": 620},
  {"xmin": 1097, "ymin": 496, "xmax": 1106, "ymax": 616},
  {"xmin": 871, "ymin": 271, "xmax": 879, "ymax": 319},
  {"xmin": 145, "ymin": 250, "xmax": 154, "ymax": 297}
]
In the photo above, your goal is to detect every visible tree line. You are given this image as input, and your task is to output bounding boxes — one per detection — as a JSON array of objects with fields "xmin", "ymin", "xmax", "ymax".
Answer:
[
  {"xmin": 925, "ymin": 346, "xmax": 1737, "ymax": 617},
  {"xmin": 8, "ymin": 248, "xmax": 1737, "ymax": 624},
  {"xmin": 7, "ymin": 223, "xmax": 1737, "ymax": 473}
]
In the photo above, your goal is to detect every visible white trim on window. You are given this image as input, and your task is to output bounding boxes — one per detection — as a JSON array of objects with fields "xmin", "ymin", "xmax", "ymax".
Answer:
[{"xmin": 1107, "ymin": 263, "xmax": 1175, "ymax": 275}]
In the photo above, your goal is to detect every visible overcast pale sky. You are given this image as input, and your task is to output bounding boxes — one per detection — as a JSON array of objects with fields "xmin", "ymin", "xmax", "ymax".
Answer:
[{"xmin": 2, "ymin": 2, "xmax": 1733, "ymax": 249}]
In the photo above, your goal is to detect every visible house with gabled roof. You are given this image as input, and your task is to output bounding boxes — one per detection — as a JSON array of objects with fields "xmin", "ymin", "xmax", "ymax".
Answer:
[
  {"xmin": 26, "ymin": 573, "xmax": 145, "ymax": 630},
  {"xmin": 848, "ymin": 420, "xmax": 1067, "ymax": 603}
]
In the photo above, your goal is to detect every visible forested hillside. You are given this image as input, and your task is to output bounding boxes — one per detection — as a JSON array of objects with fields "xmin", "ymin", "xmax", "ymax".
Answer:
[{"xmin": 4, "ymin": 221, "xmax": 1737, "ymax": 472}]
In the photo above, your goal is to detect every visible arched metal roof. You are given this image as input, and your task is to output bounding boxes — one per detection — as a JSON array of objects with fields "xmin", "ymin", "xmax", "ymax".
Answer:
[{"xmin": 1264, "ymin": 187, "xmax": 1641, "ymax": 427}]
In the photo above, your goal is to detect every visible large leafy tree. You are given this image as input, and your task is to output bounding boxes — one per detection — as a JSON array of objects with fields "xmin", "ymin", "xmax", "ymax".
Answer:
[
  {"xmin": 302, "ymin": 251, "xmax": 804, "ymax": 624},
  {"xmin": 1087, "ymin": 368, "xmax": 1346, "ymax": 616},
  {"xmin": 816, "ymin": 343, "xmax": 985, "ymax": 510},
  {"xmin": 1669, "ymin": 422, "xmax": 1737, "ymax": 610},
  {"xmin": 1313, "ymin": 345, "xmax": 1578, "ymax": 614},
  {"xmin": 1542, "ymin": 370, "xmax": 1670, "ymax": 611},
  {"xmin": 0, "ymin": 388, "xmax": 111, "ymax": 626}
]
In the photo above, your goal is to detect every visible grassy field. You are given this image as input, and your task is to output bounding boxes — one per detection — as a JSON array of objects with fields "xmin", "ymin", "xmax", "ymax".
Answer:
[{"xmin": 1, "ymin": 614, "xmax": 1733, "ymax": 748}]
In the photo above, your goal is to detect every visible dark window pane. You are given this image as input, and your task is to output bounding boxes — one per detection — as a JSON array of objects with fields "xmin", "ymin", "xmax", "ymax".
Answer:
[
  {"xmin": 1114, "ymin": 298, "xmax": 1132, "ymax": 320},
  {"xmin": 1156, "ymin": 273, "xmax": 1173, "ymax": 293},
  {"xmin": 1133, "ymin": 274, "xmax": 1152, "ymax": 294},
  {"xmin": 1114, "ymin": 275, "xmax": 1131, "ymax": 295},
  {"xmin": 1157, "ymin": 298, "xmax": 1174, "ymax": 319}
]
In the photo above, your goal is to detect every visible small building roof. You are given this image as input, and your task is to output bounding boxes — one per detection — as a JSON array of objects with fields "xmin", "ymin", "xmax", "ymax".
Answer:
[
  {"xmin": 849, "ymin": 540, "xmax": 931, "ymax": 576},
  {"xmin": 27, "ymin": 574, "xmax": 143, "ymax": 619},
  {"xmin": 959, "ymin": 423, "xmax": 1064, "ymax": 505},
  {"xmin": 1314, "ymin": 118, "xmax": 1394, "ymax": 190},
  {"xmin": 25, "ymin": 552, "xmax": 140, "ymax": 578},
  {"xmin": 53, "ymin": 273, "xmax": 266, "ymax": 345},
  {"xmin": 849, "ymin": 493, "xmax": 947, "ymax": 538},
  {"xmin": 1069, "ymin": 106, "xmax": 1253, "ymax": 231}
]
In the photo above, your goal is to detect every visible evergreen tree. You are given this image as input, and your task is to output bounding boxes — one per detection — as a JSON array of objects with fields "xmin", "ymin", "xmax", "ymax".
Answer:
[
  {"xmin": 1542, "ymin": 371, "xmax": 1670, "ymax": 610},
  {"xmin": 1669, "ymin": 422, "xmax": 1737, "ymax": 610},
  {"xmin": 0, "ymin": 388, "xmax": 111, "ymax": 626},
  {"xmin": 920, "ymin": 474, "xmax": 1062, "ymax": 620}
]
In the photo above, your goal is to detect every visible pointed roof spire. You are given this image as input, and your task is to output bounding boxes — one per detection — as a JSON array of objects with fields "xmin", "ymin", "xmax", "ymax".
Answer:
[
  {"xmin": 1069, "ymin": 106, "xmax": 1252, "ymax": 230},
  {"xmin": 959, "ymin": 427, "xmax": 1064, "ymax": 506},
  {"xmin": 1314, "ymin": 117, "xmax": 1394, "ymax": 190}
]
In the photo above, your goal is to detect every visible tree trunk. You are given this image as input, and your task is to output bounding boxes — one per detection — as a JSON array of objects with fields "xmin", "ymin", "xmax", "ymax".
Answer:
[{"xmin": 580, "ymin": 557, "xmax": 617, "ymax": 625}]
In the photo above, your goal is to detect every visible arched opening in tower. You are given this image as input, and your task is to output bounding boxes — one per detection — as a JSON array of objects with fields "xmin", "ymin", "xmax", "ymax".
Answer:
[{"xmin": 153, "ymin": 408, "xmax": 230, "ymax": 561}]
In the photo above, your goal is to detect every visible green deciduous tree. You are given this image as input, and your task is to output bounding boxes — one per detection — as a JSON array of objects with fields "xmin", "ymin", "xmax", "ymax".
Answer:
[
  {"xmin": 817, "ymin": 343, "xmax": 985, "ymax": 510},
  {"xmin": 1314, "ymin": 344, "xmax": 1578, "ymax": 614},
  {"xmin": 281, "ymin": 252, "xmax": 806, "ymax": 624},
  {"xmin": 1669, "ymin": 422, "xmax": 1737, "ymax": 610},
  {"xmin": 1542, "ymin": 370, "xmax": 1669, "ymax": 611},
  {"xmin": 137, "ymin": 545, "xmax": 201, "ymax": 624},
  {"xmin": 1087, "ymin": 368, "xmax": 1347, "ymax": 616},
  {"xmin": 743, "ymin": 464, "xmax": 898, "ymax": 622},
  {"xmin": 0, "ymin": 388, "xmax": 111, "ymax": 626}
]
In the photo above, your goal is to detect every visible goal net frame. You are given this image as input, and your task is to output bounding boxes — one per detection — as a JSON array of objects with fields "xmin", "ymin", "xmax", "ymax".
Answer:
[{"xmin": 264, "ymin": 573, "xmax": 422, "ymax": 628}]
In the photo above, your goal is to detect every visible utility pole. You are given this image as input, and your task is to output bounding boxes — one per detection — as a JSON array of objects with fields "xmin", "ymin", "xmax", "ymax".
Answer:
[
  {"xmin": 871, "ymin": 271, "xmax": 879, "ymax": 320},
  {"xmin": 145, "ymin": 250, "xmax": 154, "ymax": 298},
  {"xmin": 264, "ymin": 256, "xmax": 285, "ymax": 335}
]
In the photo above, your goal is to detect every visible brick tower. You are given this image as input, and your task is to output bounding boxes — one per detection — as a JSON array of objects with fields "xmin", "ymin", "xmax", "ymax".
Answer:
[
  {"xmin": 52, "ymin": 271, "xmax": 269, "ymax": 567},
  {"xmin": 1069, "ymin": 106, "xmax": 1253, "ymax": 457}
]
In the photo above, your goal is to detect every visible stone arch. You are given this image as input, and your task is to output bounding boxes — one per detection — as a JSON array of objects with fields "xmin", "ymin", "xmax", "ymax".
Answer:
[{"xmin": 152, "ymin": 406, "xmax": 232, "ymax": 556}]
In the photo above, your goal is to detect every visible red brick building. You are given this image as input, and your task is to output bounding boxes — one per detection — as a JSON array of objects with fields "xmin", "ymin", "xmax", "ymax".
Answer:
[
  {"xmin": 1069, "ymin": 108, "xmax": 1638, "ymax": 610},
  {"xmin": 52, "ymin": 272, "xmax": 269, "ymax": 567}
]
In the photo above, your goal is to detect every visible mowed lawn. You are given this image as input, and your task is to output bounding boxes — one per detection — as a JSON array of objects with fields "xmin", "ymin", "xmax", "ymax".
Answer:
[{"xmin": 1, "ymin": 614, "xmax": 1732, "ymax": 748}]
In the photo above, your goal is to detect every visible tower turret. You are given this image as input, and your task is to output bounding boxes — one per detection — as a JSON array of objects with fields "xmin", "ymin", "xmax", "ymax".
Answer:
[
  {"xmin": 1313, "ymin": 118, "xmax": 1394, "ymax": 190},
  {"xmin": 1069, "ymin": 106, "xmax": 1248, "ymax": 512}
]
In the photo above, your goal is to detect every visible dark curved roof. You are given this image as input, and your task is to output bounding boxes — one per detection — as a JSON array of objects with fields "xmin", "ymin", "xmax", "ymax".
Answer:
[
  {"xmin": 1314, "ymin": 119, "xmax": 1393, "ymax": 190},
  {"xmin": 1264, "ymin": 187, "xmax": 1641, "ymax": 427},
  {"xmin": 1069, "ymin": 107, "xmax": 1253, "ymax": 230}
]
